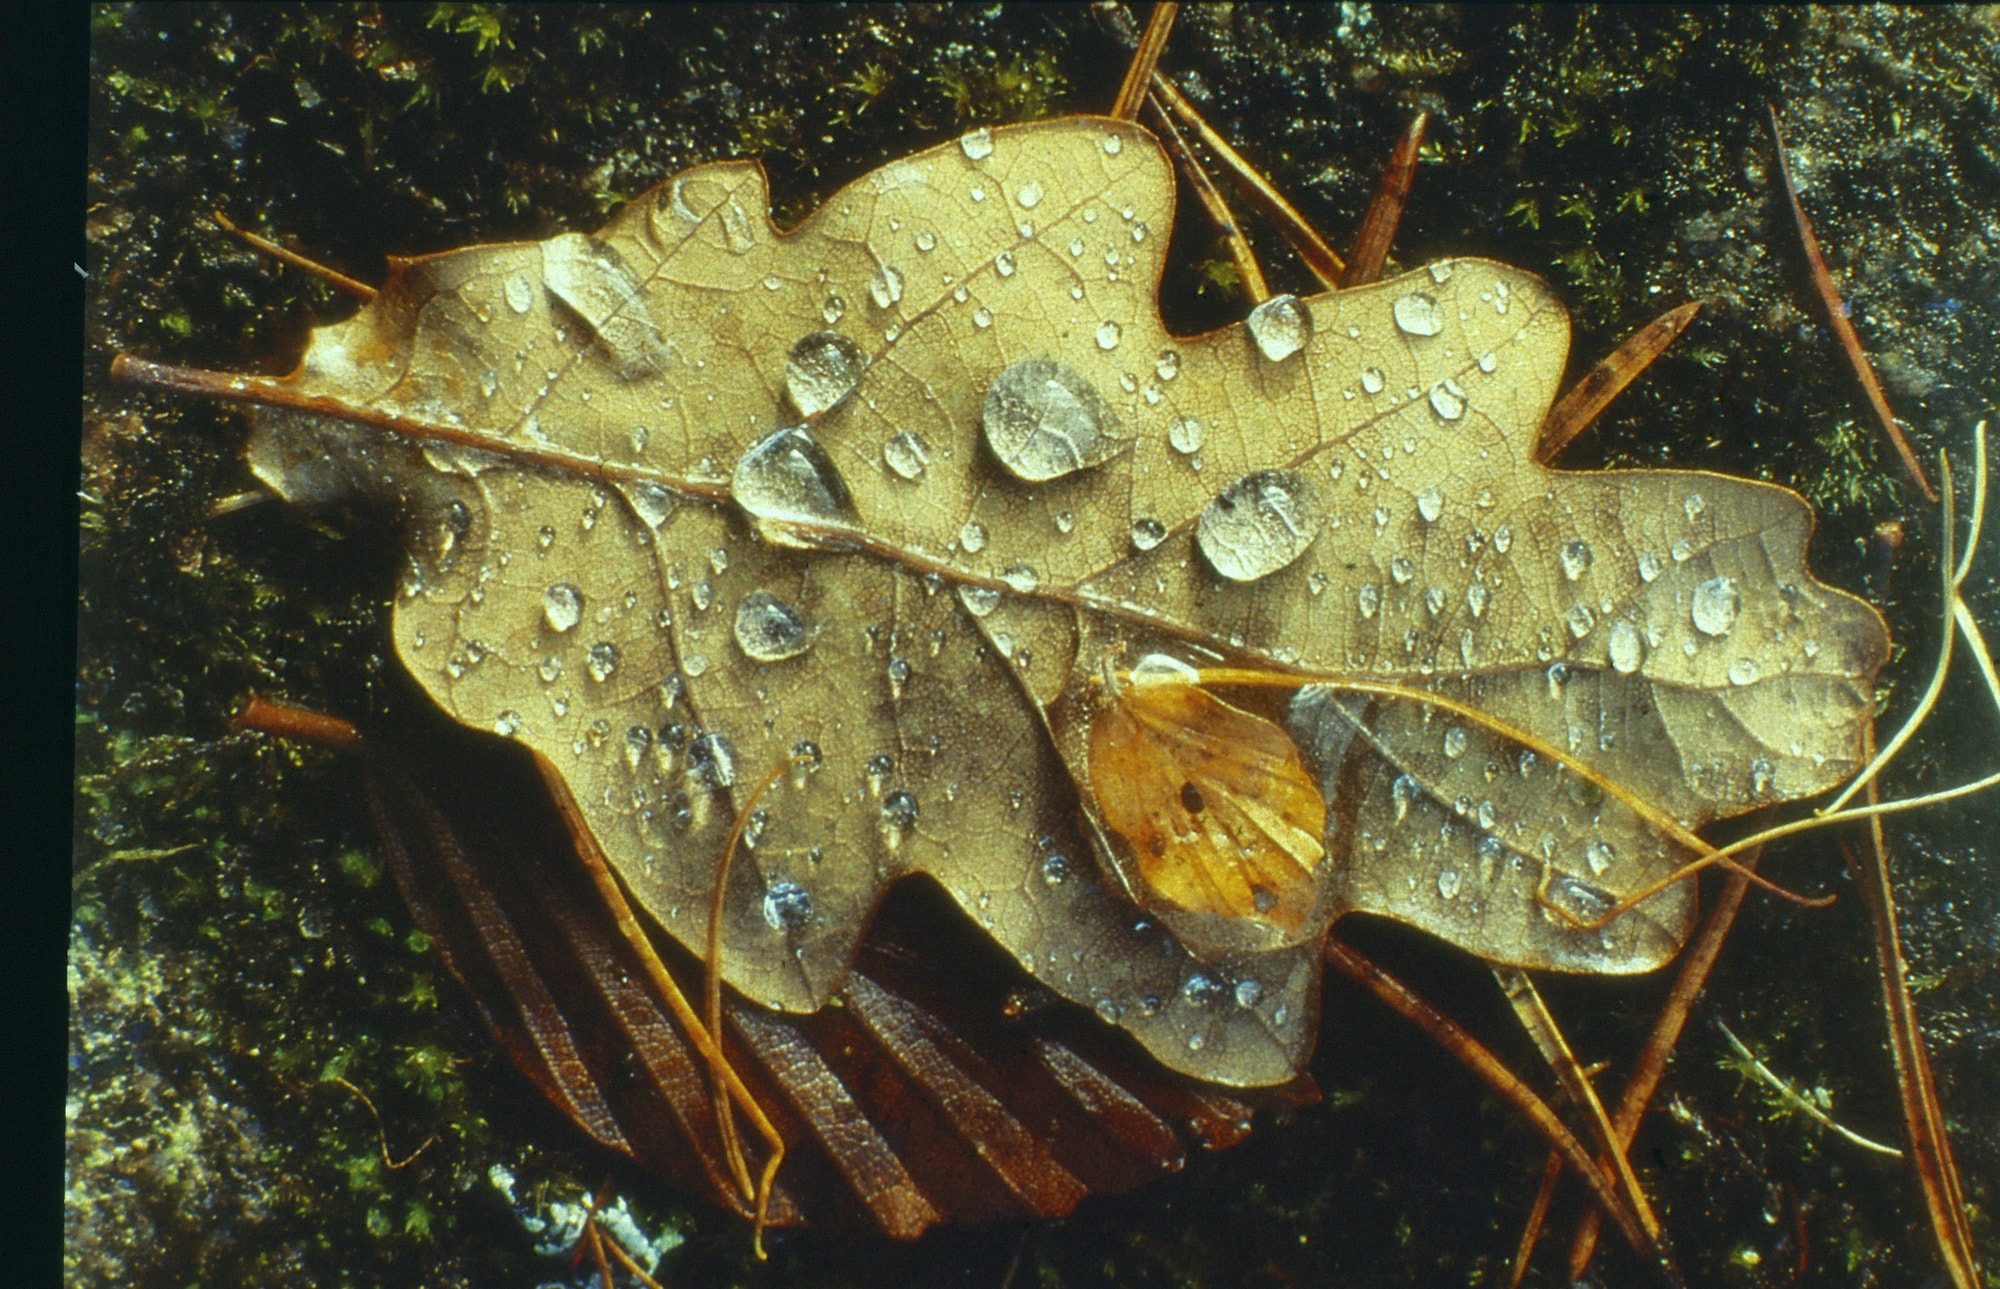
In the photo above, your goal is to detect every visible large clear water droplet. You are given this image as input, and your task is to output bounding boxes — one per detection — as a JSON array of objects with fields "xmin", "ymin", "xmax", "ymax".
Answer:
[
  {"xmin": 1393, "ymin": 291, "xmax": 1445, "ymax": 337},
  {"xmin": 1129, "ymin": 517, "xmax": 1166, "ymax": 551},
  {"xmin": 1416, "ymin": 486, "xmax": 1444, "ymax": 523},
  {"xmin": 733, "ymin": 425, "xmax": 858, "ymax": 532},
  {"xmin": 1095, "ymin": 319, "xmax": 1122, "ymax": 351},
  {"xmin": 1246, "ymin": 293, "xmax": 1312, "ymax": 362},
  {"xmin": 1692, "ymin": 576, "xmax": 1740, "ymax": 637},
  {"xmin": 1196, "ymin": 470, "xmax": 1324, "ymax": 582},
  {"xmin": 981, "ymin": 358, "xmax": 1122, "ymax": 482},
  {"xmin": 1727, "ymin": 657, "xmax": 1760, "ymax": 686},
  {"xmin": 543, "ymin": 583, "xmax": 583, "ymax": 633},
  {"xmin": 541, "ymin": 234, "xmax": 666, "ymax": 380},
  {"xmin": 733, "ymin": 590, "xmax": 812, "ymax": 662},
  {"xmin": 1360, "ymin": 366, "xmax": 1385, "ymax": 394},
  {"xmin": 784, "ymin": 331, "xmax": 866, "ymax": 418},
  {"xmin": 958, "ymin": 128, "xmax": 994, "ymax": 160}
]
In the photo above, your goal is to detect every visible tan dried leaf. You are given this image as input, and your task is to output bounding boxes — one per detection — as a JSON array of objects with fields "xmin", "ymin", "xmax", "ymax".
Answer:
[{"xmin": 240, "ymin": 118, "xmax": 1888, "ymax": 1086}]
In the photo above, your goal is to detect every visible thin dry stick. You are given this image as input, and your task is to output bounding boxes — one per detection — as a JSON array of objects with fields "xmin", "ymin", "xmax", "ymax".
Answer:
[
  {"xmin": 1341, "ymin": 110, "xmax": 1428, "ymax": 289},
  {"xmin": 1507, "ymin": 1151, "xmax": 1566, "ymax": 1289},
  {"xmin": 1766, "ymin": 108, "xmax": 1935, "ymax": 501},
  {"xmin": 212, "ymin": 211, "xmax": 377, "ymax": 301},
  {"xmin": 1145, "ymin": 90, "xmax": 1269, "ymax": 302},
  {"xmin": 1323, "ymin": 938, "xmax": 1680, "ymax": 1285},
  {"xmin": 1536, "ymin": 302, "xmax": 1703, "ymax": 463},
  {"xmin": 533, "ymin": 754, "xmax": 785, "ymax": 1259},
  {"xmin": 1843, "ymin": 439, "xmax": 1988, "ymax": 1286},
  {"xmin": 1495, "ymin": 969, "xmax": 1664, "ymax": 1245},
  {"xmin": 1148, "ymin": 72, "xmax": 1347, "ymax": 288},
  {"xmin": 1109, "ymin": 2, "xmax": 1177, "ymax": 121},
  {"xmin": 1562, "ymin": 847, "xmax": 1764, "ymax": 1280}
]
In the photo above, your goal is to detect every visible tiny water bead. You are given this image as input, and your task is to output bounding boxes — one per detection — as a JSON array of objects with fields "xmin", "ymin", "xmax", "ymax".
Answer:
[
  {"xmin": 784, "ymin": 331, "xmax": 866, "ymax": 418},
  {"xmin": 869, "ymin": 263, "xmax": 904, "ymax": 309},
  {"xmin": 883, "ymin": 430, "xmax": 930, "ymax": 481},
  {"xmin": 543, "ymin": 583, "xmax": 583, "ymax": 633},
  {"xmin": 733, "ymin": 590, "xmax": 812, "ymax": 662},
  {"xmin": 1691, "ymin": 576, "xmax": 1741, "ymax": 636},
  {"xmin": 1246, "ymin": 294, "xmax": 1312, "ymax": 362},
  {"xmin": 1392, "ymin": 290, "xmax": 1445, "ymax": 337},
  {"xmin": 958, "ymin": 127, "xmax": 994, "ymax": 160}
]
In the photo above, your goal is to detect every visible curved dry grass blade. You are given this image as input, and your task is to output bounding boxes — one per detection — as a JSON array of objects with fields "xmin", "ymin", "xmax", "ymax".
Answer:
[
  {"xmin": 1536, "ymin": 301, "xmax": 1702, "ymax": 463},
  {"xmin": 1495, "ymin": 969, "xmax": 1663, "ymax": 1244},
  {"xmin": 212, "ymin": 210, "xmax": 378, "ymax": 301},
  {"xmin": 1189, "ymin": 667, "xmax": 1829, "ymax": 916},
  {"xmin": 1852, "ymin": 796, "xmax": 1981, "ymax": 1286},
  {"xmin": 1149, "ymin": 72, "xmax": 1346, "ymax": 287},
  {"xmin": 1323, "ymin": 938, "xmax": 1681, "ymax": 1286},
  {"xmin": 533, "ymin": 752, "xmax": 786, "ymax": 1259},
  {"xmin": 703, "ymin": 756, "xmax": 805, "ymax": 1231},
  {"xmin": 1146, "ymin": 90, "xmax": 1269, "ymax": 302},
  {"xmin": 1341, "ymin": 110, "xmax": 1427, "ymax": 289},
  {"xmin": 1110, "ymin": 3, "xmax": 1177, "ymax": 121},
  {"xmin": 1767, "ymin": 107, "xmax": 1935, "ymax": 501}
]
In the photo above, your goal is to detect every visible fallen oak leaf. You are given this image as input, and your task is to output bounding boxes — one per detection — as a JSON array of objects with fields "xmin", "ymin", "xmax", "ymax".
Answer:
[{"xmin": 122, "ymin": 116, "xmax": 1888, "ymax": 1092}]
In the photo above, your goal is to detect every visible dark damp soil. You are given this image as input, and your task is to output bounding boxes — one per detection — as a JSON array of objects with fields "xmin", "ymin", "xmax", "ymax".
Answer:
[{"xmin": 78, "ymin": 6, "xmax": 1996, "ymax": 1287}]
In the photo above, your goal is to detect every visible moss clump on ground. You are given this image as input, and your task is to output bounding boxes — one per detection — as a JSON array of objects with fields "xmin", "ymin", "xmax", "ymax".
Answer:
[{"xmin": 81, "ymin": 5, "xmax": 1995, "ymax": 1286}]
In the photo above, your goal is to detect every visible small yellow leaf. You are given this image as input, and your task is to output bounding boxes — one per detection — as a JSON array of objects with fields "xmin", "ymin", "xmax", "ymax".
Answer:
[{"xmin": 1089, "ymin": 658, "xmax": 1327, "ymax": 946}]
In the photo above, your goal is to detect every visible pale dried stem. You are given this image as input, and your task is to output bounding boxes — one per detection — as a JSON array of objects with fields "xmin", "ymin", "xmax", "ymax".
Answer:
[
  {"xmin": 703, "ymin": 755, "xmax": 805, "ymax": 1235},
  {"xmin": 212, "ymin": 210, "xmax": 378, "ymax": 301},
  {"xmin": 1713, "ymin": 1020, "xmax": 1902, "ymax": 1157},
  {"xmin": 1182, "ymin": 667, "xmax": 1821, "ymax": 913}
]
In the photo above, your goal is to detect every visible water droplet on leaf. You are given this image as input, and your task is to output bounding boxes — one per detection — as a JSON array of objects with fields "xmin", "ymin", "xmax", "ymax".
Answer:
[
  {"xmin": 733, "ymin": 590, "xmax": 812, "ymax": 662},
  {"xmin": 1197, "ymin": 471, "xmax": 1324, "ymax": 581}
]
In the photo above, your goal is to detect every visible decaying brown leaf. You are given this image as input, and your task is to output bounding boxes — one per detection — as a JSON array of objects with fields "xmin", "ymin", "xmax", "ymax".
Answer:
[{"xmin": 144, "ymin": 117, "xmax": 1887, "ymax": 1090}]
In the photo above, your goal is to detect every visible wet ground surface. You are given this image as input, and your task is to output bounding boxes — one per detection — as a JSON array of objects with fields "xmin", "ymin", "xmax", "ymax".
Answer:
[{"xmin": 77, "ymin": 6, "xmax": 1995, "ymax": 1286}]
